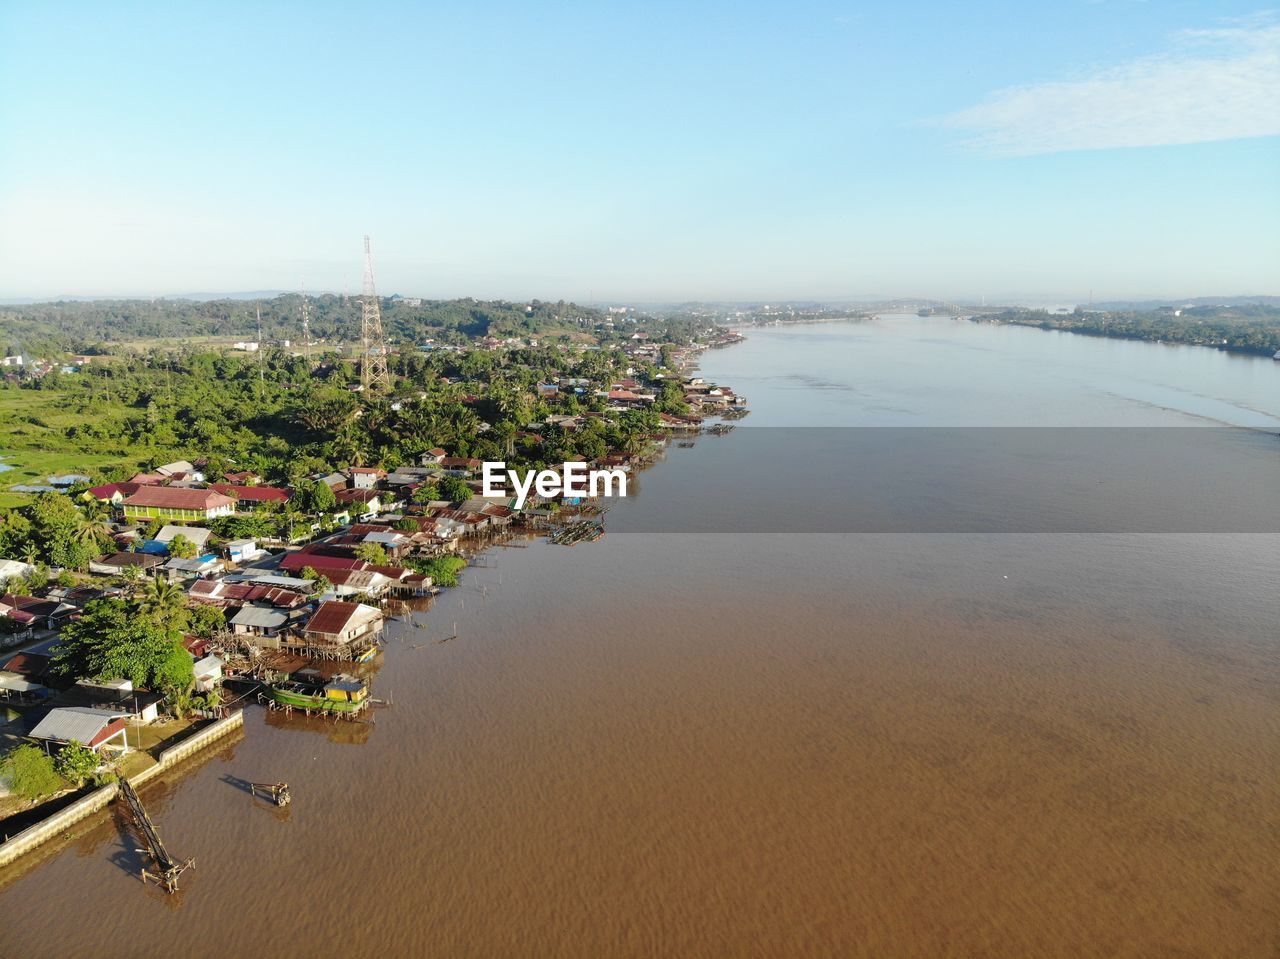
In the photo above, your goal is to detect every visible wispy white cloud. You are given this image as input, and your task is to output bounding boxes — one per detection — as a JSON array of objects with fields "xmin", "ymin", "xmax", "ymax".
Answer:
[{"xmin": 940, "ymin": 18, "xmax": 1280, "ymax": 155}]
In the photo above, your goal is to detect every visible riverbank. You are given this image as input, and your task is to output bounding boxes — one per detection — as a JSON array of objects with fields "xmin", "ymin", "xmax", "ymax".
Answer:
[
  {"xmin": 1, "ymin": 317, "xmax": 1276, "ymax": 957},
  {"xmin": 0, "ymin": 711, "xmax": 243, "ymax": 883},
  {"xmin": 970, "ymin": 308, "xmax": 1280, "ymax": 357}
]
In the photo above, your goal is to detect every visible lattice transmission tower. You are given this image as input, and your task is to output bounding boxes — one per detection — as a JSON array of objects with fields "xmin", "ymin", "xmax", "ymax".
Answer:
[
  {"xmin": 360, "ymin": 235, "xmax": 391, "ymax": 391},
  {"xmin": 299, "ymin": 279, "xmax": 311, "ymax": 361}
]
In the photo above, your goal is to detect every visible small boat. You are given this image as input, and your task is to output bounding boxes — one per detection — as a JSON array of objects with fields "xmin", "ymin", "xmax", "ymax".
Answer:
[
  {"xmin": 268, "ymin": 672, "xmax": 370, "ymax": 714},
  {"xmin": 1273, "ymin": 350, "xmax": 1280, "ymax": 360}
]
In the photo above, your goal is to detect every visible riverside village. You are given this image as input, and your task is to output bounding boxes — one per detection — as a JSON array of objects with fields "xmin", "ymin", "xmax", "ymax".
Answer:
[{"xmin": 0, "ymin": 273, "xmax": 748, "ymax": 891}]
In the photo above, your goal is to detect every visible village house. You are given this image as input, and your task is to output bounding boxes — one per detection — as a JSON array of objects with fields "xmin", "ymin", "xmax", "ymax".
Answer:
[
  {"xmin": 62, "ymin": 678, "xmax": 165, "ymax": 724},
  {"xmin": 0, "ymin": 593, "xmax": 79, "ymax": 631},
  {"xmin": 154, "ymin": 460, "xmax": 204, "ymax": 482},
  {"xmin": 209, "ymin": 483, "xmax": 292, "ymax": 511},
  {"xmin": 88, "ymin": 551, "xmax": 165, "ymax": 576},
  {"xmin": 0, "ymin": 643, "xmax": 59, "ymax": 687},
  {"xmin": 0, "ymin": 670, "xmax": 49, "ymax": 703},
  {"xmin": 357, "ymin": 528, "xmax": 412, "ymax": 558},
  {"xmin": 122, "ymin": 487, "xmax": 236, "ymax": 523},
  {"xmin": 225, "ymin": 538, "xmax": 267, "ymax": 564},
  {"xmin": 127, "ymin": 471, "xmax": 171, "ymax": 486},
  {"xmin": 229, "ymin": 606, "xmax": 290, "ymax": 640},
  {"xmin": 439, "ymin": 456, "xmax": 482, "ymax": 476},
  {"xmin": 164, "ymin": 554, "xmax": 224, "ymax": 581},
  {"xmin": 193, "ymin": 654, "xmax": 223, "ymax": 693},
  {"xmin": 153, "ymin": 524, "xmax": 213, "ymax": 554},
  {"xmin": 348, "ymin": 467, "xmax": 387, "ymax": 490},
  {"xmin": 0, "ymin": 558, "xmax": 38, "ymax": 583},
  {"xmin": 223, "ymin": 571, "xmax": 314, "ymax": 592},
  {"xmin": 335, "ymin": 488, "xmax": 384, "ymax": 514},
  {"xmin": 85, "ymin": 481, "xmax": 144, "ymax": 504},
  {"xmin": 188, "ymin": 578, "xmax": 310, "ymax": 609},
  {"xmin": 300, "ymin": 600, "xmax": 383, "ymax": 654},
  {"xmin": 29, "ymin": 707, "xmax": 130, "ymax": 755},
  {"xmin": 321, "ymin": 568, "xmax": 397, "ymax": 600}
]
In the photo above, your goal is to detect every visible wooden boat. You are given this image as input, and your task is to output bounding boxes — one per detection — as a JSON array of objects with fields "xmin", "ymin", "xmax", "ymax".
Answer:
[{"xmin": 268, "ymin": 672, "xmax": 369, "ymax": 714}]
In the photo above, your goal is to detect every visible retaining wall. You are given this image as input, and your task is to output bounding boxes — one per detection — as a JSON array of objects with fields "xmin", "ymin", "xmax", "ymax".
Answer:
[{"xmin": 0, "ymin": 710, "xmax": 245, "ymax": 868}]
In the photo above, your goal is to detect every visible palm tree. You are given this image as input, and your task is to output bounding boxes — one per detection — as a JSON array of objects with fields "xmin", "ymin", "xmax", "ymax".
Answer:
[
  {"xmin": 138, "ymin": 576, "xmax": 186, "ymax": 625},
  {"xmin": 279, "ymin": 505, "xmax": 304, "ymax": 544},
  {"xmin": 72, "ymin": 512, "xmax": 109, "ymax": 549}
]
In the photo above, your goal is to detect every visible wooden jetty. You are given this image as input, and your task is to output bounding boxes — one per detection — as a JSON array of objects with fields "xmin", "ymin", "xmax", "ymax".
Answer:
[
  {"xmin": 549, "ymin": 521, "xmax": 605, "ymax": 546},
  {"xmin": 118, "ymin": 777, "xmax": 194, "ymax": 893}
]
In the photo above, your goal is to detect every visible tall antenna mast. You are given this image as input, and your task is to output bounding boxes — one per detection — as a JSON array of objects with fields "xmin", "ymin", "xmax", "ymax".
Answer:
[
  {"xmin": 300, "ymin": 279, "xmax": 312, "ymax": 362},
  {"xmin": 360, "ymin": 234, "xmax": 391, "ymax": 392}
]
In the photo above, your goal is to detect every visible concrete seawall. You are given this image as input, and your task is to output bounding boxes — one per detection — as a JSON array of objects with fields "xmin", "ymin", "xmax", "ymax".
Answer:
[{"xmin": 0, "ymin": 710, "xmax": 244, "ymax": 869}]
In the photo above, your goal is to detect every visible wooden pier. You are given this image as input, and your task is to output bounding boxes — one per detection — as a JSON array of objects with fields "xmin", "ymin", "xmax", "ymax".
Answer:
[
  {"xmin": 549, "ymin": 521, "xmax": 605, "ymax": 546},
  {"xmin": 118, "ymin": 778, "xmax": 194, "ymax": 894}
]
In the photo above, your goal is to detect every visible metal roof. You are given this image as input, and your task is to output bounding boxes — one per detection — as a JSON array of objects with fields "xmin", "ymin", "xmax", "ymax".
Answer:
[
  {"xmin": 192, "ymin": 655, "xmax": 222, "ymax": 676},
  {"xmin": 30, "ymin": 707, "xmax": 124, "ymax": 744},
  {"xmin": 229, "ymin": 607, "xmax": 288, "ymax": 628},
  {"xmin": 305, "ymin": 600, "xmax": 380, "ymax": 637},
  {"xmin": 155, "ymin": 525, "xmax": 213, "ymax": 547},
  {"xmin": 122, "ymin": 487, "xmax": 234, "ymax": 510},
  {"xmin": 0, "ymin": 671, "xmax": 43, "ymax": 692},
  {"xmin": 361, "ymin": 531, "xmax": 405, "ymax": 544}
]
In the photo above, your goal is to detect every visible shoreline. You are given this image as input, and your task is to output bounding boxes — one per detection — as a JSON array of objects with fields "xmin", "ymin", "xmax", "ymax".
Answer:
[{"xmin": 0, "ymin": 330, "xmax": 752, "ymax": 879}]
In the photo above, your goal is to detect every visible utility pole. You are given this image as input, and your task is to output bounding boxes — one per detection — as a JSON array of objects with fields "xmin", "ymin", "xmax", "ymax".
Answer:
[{"xmin": 360, "ymin": 235, "xmax": 391, "ymax": 392}]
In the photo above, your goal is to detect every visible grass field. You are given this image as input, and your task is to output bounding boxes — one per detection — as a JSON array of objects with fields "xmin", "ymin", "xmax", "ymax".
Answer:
[{"xmin": 0, "ymin": 385, "xmax": 152, "ymax": 507}]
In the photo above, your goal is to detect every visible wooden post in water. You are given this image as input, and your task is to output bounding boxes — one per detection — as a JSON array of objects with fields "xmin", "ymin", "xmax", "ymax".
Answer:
[{"xmin": 249, "ymin": 781, "xmax": 291, "ymax": 806}]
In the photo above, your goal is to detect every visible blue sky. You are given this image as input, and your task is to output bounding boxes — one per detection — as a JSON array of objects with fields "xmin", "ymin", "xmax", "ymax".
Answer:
[{"xmin": 1, "ymin": 1, "xmax": 1276, "ymax": 302}]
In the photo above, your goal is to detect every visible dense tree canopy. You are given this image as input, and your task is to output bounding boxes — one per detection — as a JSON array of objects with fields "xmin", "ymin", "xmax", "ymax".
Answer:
[{"xmin": 53, "ymin": 598, "xmax": 194, "ymax": 693}]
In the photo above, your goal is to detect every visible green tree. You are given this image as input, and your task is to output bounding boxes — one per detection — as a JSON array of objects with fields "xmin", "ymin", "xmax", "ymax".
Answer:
[
  {"xmin": 167, "ymin": 533, "xmax": 197, "ymax": 558},
  {"xmin": 188, "ymin": 604, "xmax": 226, "ymax": 639},
  {"xmin": 413, "ymin": 555, "xmax": 467, "ymax": 588},
  {"xmin": 54, "ymin": 741, "xmax": 99, "ymax": 787},
  {"xmin": 3, "ymin": 744, "xmax": 63, "ymax": 802},
  {"xmin": 26, "ymin": 493, "xmax": 97, "ymax": 570},
  {"xmin": 411, "ymin": 482, "xmax": 441, "ymax": 504},
  {"xmin": 439, "ymin": 475, "xmax": 471, "ymax": 503},
  {"xmin": 354, "ymin": 542, "xmax": 389, "ymax": 565},
  {"xmin": 299, "ymin": 566, "xmax": 331, "ymax": 596},
  {"xmin": 311, "ymin": 478, "xmax": 337, "ymax": 513},
  {"xmin": 138, "ymin": 576, "xmax": 188, "ymax": 629},
  {"xmin": 53, "ymin": 598, "xmax": 194, "ymax": 692}
]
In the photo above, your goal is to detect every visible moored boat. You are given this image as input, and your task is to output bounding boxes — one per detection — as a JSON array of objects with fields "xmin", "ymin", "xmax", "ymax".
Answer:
[{"xmin": 268, "ymin": 672, "xmax": 370, "ymax": 714}]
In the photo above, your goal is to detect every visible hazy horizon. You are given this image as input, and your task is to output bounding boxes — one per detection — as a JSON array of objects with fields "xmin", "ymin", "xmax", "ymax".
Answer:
[
  {"xmin": 2, "ymin": 289, "xmax": 1277, "ymax": 310},
  {"xmin": 1, "ymin": 2, "xmax": 1277, "ymax": 301}
]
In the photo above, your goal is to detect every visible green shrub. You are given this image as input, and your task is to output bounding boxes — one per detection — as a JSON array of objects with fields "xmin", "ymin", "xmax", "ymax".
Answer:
[{"xmin": 3, "ymin": 744, "xmax": 63, "ymax": 801}]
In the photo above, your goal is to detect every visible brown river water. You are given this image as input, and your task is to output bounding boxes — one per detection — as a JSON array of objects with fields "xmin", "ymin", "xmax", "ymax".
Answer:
[{"xmin": 1, "ymin": 318, "xmax": 1277, "ymax": 957}]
